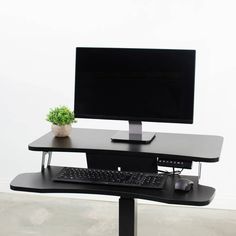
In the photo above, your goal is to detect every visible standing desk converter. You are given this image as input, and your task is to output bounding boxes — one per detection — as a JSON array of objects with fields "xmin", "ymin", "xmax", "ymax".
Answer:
[{"xmin": 10, "ymin": 128, "xmax": 223, "ymax": 236}]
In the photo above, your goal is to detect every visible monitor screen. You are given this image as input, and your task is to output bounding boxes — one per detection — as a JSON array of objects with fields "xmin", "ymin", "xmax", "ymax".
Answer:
[{"xmin": 74, "ymin": 47, "xmax": 195, "ymax": 124}]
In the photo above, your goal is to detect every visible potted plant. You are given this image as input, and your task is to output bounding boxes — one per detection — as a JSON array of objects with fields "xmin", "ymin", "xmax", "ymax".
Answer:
[{"xmin": 46, "ymin": 106, "xmax": 76, "ymax": 137}]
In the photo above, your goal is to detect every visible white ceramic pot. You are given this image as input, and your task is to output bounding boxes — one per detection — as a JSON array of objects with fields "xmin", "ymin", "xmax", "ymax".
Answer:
[{"xmin": 51, "ymin": 124, "xmax": 72, "ymax": 137}]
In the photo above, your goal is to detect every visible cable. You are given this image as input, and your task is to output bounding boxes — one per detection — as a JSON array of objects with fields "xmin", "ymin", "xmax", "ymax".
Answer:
[
  {"xmin": 157, "ymin": 168, "xmax": 184, "ymax": 176},
  {"xmin": 156, "ymin": 158, "xmax": 184, "ymax": 176}
]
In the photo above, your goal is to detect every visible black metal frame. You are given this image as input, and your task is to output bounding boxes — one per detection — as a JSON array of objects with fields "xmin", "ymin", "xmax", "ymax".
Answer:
[{"xmin": 119, "ymin": 197, "xmax": 137, "ymax": 236}]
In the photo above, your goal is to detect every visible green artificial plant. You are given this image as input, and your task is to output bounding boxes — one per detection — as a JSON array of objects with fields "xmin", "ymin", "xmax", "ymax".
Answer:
[{"xmin": 47, "ymin": 106, "xmax": 76, "ymax": 126}]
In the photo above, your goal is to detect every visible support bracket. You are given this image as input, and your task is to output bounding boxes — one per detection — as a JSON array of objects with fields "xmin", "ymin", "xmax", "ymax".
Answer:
[
  {"xmin": 41, "ymin": 152, "xmax": 52, "ymax": 172},
  {"xmin": 198, "ymin": 162, "xmax": 202, "ymax": 182}
]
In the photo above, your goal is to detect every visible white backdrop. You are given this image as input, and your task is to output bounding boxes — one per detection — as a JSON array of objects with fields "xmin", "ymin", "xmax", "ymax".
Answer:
[{"xmin": 0, "ymin": 0, "xmax": 235, "ymax": 209}]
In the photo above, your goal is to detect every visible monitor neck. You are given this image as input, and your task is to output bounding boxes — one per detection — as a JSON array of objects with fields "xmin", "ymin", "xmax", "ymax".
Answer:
[{"xmin": 129, "ymin": 121, "xmax": 142, "ymax": 136}]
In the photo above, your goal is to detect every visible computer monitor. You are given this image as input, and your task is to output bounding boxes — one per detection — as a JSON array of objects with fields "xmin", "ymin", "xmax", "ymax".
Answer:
[{"xmin": 74, "ymin": 47, "xmax": 195, "ymax": 143}]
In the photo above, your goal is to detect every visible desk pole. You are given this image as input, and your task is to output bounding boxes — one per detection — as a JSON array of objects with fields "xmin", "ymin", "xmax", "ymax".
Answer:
[{"xmin": 119, "ymin": 197, "xmax": 137, "ymax": 236}]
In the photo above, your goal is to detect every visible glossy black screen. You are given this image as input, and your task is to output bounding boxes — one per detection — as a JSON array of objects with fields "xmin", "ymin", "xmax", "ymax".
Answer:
[{"xmin": 74, "ymin": 47, "xmax": 195, "ymax": 123}]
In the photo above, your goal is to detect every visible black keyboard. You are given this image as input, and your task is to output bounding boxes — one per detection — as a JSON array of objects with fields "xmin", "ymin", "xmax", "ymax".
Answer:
[{"xmin": 53, "ymin": 167, "xmax": 167, "ymax": 190}]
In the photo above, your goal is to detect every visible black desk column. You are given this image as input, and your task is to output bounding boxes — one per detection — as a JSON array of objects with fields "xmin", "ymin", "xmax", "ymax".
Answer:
[{"xmin": 119, "ymin": 197, "xmax": 137, "ymax": 236}]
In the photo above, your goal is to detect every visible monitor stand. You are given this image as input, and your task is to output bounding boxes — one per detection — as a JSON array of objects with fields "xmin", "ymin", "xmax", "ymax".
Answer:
[{"xmin": 111, "ymin": 121, "xmax": 156, "ymax": 144}]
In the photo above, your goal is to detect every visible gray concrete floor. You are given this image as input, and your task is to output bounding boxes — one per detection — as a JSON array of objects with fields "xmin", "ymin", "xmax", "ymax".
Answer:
[{"xmin": 0, "ymin": 192, "xmax": 236, "ymax": 236}]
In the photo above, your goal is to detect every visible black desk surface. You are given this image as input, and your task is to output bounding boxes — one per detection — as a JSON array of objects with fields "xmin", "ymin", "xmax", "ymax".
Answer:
[
  {"xmin": 10, "ymin": 166, "xmax": 215, "ymax": 206},
  {"xmin": 29, "ymin": 128, "xmax": 223, "ymax": 162}
]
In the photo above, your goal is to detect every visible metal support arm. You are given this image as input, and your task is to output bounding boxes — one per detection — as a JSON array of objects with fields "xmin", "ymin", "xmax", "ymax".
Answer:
[
  {"xmin": 41, "ymin": 152, "xmax": 52, "ymax": 172},
  {"xmin": 198, "ymin": 162, "xmax": 202, "ymax": 182}
]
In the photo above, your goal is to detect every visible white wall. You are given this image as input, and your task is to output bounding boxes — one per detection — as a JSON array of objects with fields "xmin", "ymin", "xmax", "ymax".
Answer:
[{"xmin": 1, "ymin": 0, "xmax": 236, "ymax": 209}]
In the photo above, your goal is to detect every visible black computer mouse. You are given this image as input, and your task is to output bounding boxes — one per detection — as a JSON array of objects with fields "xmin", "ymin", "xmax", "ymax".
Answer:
[{"xmin": 174, "ymin": 178, "xmax": 194, "ymax": 192}]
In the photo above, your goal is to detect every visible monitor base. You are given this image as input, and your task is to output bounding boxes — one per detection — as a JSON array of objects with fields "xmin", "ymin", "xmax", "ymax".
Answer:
[{"xmin": 111, "ymin": 131, "xmax": 156, "ymax": 144}]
